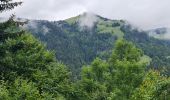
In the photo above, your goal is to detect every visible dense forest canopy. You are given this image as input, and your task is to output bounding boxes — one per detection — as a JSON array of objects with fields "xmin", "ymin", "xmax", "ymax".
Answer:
[{"xmin": 0, "ymin": 0, "xmax": 170, "ymax": 99}]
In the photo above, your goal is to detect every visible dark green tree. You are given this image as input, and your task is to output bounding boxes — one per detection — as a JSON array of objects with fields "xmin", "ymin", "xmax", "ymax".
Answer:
[
  {"xmin": 0, "ymin": 0, "xmax": 22, "ymax": 12},
  {"xmin": 77, "ymin": 39, "xmax": 148, "ymax": 100},
  {"xmin": 108, "ymin": 39, "xmax": 147, "ymax": 99},
  {"xmin": 0, "ymin": 1, "xmax": 73, "ymax": 99},
  {"xmin": 78, "ymin": 58, "xmax": 109, "ymax": 100},
  {"xmin": 0, "ymin": 19, "xmax": 74, "ymax": 99}
]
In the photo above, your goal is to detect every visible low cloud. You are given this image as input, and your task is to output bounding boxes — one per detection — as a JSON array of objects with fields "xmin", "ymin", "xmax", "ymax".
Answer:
[
  {"xmin": 21, "ymin": 20, "xmax": 50, "ymax": 35},
  {"xmin": 1, "ymin": 0, "xmax": 170, "ymax": 30},
  {"xmin": 0, "ymin": 18, "xmax": 8, "ymax": 23},
  {"xmin": 42, "ymin": 25, "xmax": 50, "ymax": 35},
  {"xmin": 21, "ymin": 20, "xmax": 38, "ymax": 30},
  {"xmin": 78, "ymin": 13, "xmax": 98, "ymax": 29},
  {"xmin": 149, "ymin": 28, "xmax": 170, "ymax": 40}
]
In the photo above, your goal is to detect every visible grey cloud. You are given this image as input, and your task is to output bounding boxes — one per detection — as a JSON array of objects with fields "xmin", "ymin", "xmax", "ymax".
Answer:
[
  {"xmin": 42, "ymin": 25, "xmax": 50, "ymax": 35},
  {"xmin": 78, "ymin": 13, "xmax": 99, "ymax": 29},
  {"xmin": 1, "ymin": 0, "xmax": 170, "ymax": 30},
  {"xmin": 149, "ymin": 28, "xmax": 170, "ymax": 40}
]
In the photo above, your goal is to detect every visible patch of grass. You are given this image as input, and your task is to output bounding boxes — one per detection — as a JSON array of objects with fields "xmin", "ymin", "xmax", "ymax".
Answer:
[
  {"xmin": 97, "ymin": 19, "xmax": 124, "ymax": 38},
  {"xmin": 65, "ymin": 16, "xmax": 80, "ymax": 25}
]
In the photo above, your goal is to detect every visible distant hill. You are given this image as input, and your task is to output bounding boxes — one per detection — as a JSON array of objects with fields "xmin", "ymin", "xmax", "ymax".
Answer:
[{"xmin": 24, "ymin": 13, "xmax": 170, "ymax": 78}]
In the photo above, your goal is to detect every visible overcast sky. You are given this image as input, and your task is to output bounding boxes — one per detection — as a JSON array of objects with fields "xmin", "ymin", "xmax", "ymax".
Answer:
[{"xmin": 1, "ymin": 0, "xmax": 170, "ymax": 30}]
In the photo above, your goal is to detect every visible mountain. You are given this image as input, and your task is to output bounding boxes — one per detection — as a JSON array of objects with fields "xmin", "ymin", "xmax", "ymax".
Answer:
[{"xmin": 24, "ymin": 13, "xmax": 170, "ymax": 78}]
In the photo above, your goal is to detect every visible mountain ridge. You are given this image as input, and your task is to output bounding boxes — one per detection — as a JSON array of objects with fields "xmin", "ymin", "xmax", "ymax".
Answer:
[{"xmin": 19, "ymin": 13, "xmax": 170, "ymax": 77}]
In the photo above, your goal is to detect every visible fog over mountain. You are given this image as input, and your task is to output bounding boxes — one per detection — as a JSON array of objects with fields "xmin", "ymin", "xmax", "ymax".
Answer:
[{"xmin": 1, "ymin": 0, "xmax": 170, "ymax": 30}]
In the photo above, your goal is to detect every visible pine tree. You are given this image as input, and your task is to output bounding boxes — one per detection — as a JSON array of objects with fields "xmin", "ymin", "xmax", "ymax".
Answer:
[
  {"xmin": 0, "ymin": 1, "xmax": 73, "ymax": 99},
  {"xmin": 0, "ymin": 0, "xmax": 22, "ymax": 12},
  {"xmin": 0, "ymin": 19, "xmax": 73, "ymax": 98}
]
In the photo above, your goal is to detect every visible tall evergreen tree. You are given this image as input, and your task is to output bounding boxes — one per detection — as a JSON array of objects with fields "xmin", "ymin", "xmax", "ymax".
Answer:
[
  {"xmin": 0, "ymin": 1, "xmax": 74, "ymax": 99},
  {"xmin": 0, "ymin": 0, "xmax": 22, "ymax": 12},
  {"xmin": 0, "ymin": 18, "xmax": 74, "ymax": 99}
]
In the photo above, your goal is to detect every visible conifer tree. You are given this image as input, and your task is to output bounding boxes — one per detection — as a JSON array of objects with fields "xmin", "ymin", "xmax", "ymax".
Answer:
[{"xmin": 0, "ymin": 0, "xmax": 22, "ymax": 12}]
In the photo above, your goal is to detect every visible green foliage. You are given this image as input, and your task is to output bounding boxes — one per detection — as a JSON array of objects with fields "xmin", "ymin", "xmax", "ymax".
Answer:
[
  {"xmin": 0, "ymin": 29, "xmax": 56, "ymax": 81},
  {"xmin": 96, "ymin": 19, "xmax": 124, "ymax": 38},
  {"xmin": 78, "ymin": 58, "xmax": 109, "ymax": 99},
  {"xmin": 0, "ymin": 78, "xmax": 58, "ymax": 100},
  {"xmin": 76, "ymin": 39, "xmax": 148, "ymax": 100},
  {"xmin": 108, "ymin": 40, "xmax": 147, "ymax": 99},
  {"xmin": 0, "ymin": 80, "xmax": 10, "ymax": 100},
  {"xmin": 8, "ymin": 78, "xmax": 42, "ymax": 100},
  {"xmin": 132, "ymin": 70, "xmax": 170, "ymax": 100},
  {"xmin": 110, "ymin": 39, "xmax": 143, "ymax": 62},
  {"xmin": 0, "ymin": 19, "xmax": 73, "ymax": 99},
  {"xmin": 75, "ymin": 39, "xmax": 170, "ymax": 100},
  {"xmin": 65, "ymin": 15, "xmax": 80, "ymax": 25}
]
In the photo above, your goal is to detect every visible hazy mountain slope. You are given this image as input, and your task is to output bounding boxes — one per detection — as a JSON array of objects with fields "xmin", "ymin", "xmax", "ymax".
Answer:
[
  {"xmin": 122, "ymin": 25, "xmax": 170, "ymax": 74},
  {"xmin": 26, "ymin": 14, "xmax": 124, "ymax": 77},
  {"xmin": 25, "ymin": 13, "xmax": 170, "ymax": 77}
]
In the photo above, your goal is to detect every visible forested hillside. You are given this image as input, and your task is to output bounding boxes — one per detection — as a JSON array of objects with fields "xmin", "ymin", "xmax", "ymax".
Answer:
[{"xmin": 26, "ymin": 13, "xmax": 170, "ymax": 77}]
